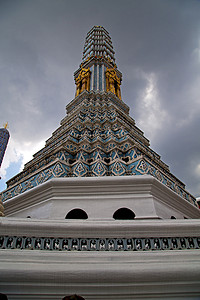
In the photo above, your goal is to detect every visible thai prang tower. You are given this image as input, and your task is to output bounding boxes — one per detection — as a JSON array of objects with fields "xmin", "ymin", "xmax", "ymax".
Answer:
[{"xmin": 0, "ymin": 26, "xmax": 200, "ymax": 299}]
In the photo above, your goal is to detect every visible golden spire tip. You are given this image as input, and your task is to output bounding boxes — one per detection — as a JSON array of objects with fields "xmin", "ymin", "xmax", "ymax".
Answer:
[{"xmin": 3, "ymin": 122, "xmax": 8, "ymax": 129}]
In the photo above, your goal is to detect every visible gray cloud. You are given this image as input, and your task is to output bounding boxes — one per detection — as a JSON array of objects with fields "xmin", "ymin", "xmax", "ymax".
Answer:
[{"xmin": 0, "ymin": 0, "xmax": 200, "ymax": 196}]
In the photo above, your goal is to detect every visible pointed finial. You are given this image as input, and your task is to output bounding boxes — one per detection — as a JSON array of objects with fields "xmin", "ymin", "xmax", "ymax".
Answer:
[{"xmin": 3, "ymin": 122, "xmax": 8, "ymax": 129}]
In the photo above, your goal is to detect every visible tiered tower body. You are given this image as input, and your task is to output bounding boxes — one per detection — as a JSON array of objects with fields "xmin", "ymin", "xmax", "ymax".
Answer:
[{"xmin": 0, "ymin": 27, "xmax": 200, "ymax": 299}]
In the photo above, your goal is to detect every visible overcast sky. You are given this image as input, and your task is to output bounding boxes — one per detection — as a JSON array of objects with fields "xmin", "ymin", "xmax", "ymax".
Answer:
[{"xmin": 0, "ymin": 0, "xmax": 200, "ymax": 198}]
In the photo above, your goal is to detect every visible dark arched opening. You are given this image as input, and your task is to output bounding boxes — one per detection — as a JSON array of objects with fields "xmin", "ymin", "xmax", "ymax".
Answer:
[
  {"xmin": 113, "ymin": 207, "xmax": 135, "ymax": 220},
  {"xmin": 171, "ymin": 216, "xmax": 176, "ymax": 219},
  {"xmin": 62, "ymin": 295, "xmax": 85, "ymax": 300},
  {"xmin": 65, "ymin": 208, "xmax": 88, "ymax": 220}
]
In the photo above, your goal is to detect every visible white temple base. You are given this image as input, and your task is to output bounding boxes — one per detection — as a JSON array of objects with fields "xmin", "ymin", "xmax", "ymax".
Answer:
[
  {"xmin": 0, "ymin": 217, "xmax": 200, "ymax": 299},
  {"xmin": 4, "ymin": 175, "xmax": 200, "ymax": 220}
]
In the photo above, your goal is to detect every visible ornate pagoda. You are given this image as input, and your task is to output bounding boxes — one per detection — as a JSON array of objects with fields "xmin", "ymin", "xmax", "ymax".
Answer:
[
  {"xmin": 1, "ymin": 26, "xmax": 198, "ymax": 212},
  {"xmin": 0, "ymin": 26, "xmax": 200, "ymax": 299}
]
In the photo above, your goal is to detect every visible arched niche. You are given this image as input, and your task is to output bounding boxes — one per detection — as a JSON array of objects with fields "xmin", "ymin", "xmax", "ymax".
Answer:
[
  {"xmin": 62, "ymin": 295, "xmax": 85, "ymax": 300},
  {"xmin": 65, "ymin": 208, "xmax": 88, "ymax": 220},
  {"xmin": 113, "ymin": 207, "xmax": 135, "ymax": 220}
]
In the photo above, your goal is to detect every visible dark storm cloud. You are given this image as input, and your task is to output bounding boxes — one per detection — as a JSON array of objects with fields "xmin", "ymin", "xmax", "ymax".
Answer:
[{"xmin": 0, "ymin": 0, "xmax": 200, "ymax": 196}]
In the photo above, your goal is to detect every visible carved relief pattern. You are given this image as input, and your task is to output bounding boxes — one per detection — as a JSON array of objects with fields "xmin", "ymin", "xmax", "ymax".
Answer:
[
  {"xmin": 75, "ymin": 68, "xmax": 91, "ymax": 97},
  {"xmin": 1, "ymin": 235, "xmax": 199, "ymax": 251},
  {"xmin": 106, "ymin": 68, "xmax": 121, "ymax": 99}
]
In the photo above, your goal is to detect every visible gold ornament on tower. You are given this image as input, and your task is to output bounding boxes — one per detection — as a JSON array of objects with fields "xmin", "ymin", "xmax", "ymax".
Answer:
[
  {"xmin": 105, "ymin": 68, "xmax": 121, "ymax": 99},
  {"xmin": 75, "ymin": 68, "xmax": 91, "ymax": 97}
]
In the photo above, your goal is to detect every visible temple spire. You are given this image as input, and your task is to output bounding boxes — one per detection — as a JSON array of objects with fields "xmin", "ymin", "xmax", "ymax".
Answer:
[
  {"xmin": 74, "ymin": 26, "xmax": 122, "ymax": 99},
  {"xmin": 82, "ymin": 26, "xmax": 115, "ymax": 63}
]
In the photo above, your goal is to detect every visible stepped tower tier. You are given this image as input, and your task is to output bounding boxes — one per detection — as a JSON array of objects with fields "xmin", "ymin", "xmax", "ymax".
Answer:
[{"xmin": 0, "ymin": 26, "xmax": 198, "ymax": 214}]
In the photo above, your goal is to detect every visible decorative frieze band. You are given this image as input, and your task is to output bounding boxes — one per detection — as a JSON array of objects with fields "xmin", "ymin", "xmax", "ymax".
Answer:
[
  {"xmin": 0, "ymin": 236, "xmax": 199, "ymax": 252},
  {"xmin": 1, "ymin": 157, "xmax": 197, "ymax": 207}
]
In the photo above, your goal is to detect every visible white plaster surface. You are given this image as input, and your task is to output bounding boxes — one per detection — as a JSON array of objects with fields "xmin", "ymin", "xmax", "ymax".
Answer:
[
  {"xmin": 0, "ymin": 217, "xmax": 200, "ymax": 299},
  {"xmin": 1, "ymin": 217, "xmax": 200, "ymax": 238},
  {"xmin": 1, "ymin": 175, "xmax": 200, "ymax": 299},
  {"xmin": 4, "ymin": 175, "xmax": 200, "ymax": 220},
  {"xmin": 0, "ymin": 249, "xmax": 200, "ymax": 299}
]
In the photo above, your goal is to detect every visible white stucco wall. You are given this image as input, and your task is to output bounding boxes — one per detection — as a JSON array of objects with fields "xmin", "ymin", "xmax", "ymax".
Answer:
[
  {"xmin": 0, "ymin": 217, "xmax": 200, "ymax": 299},
  {"xmin": 4, "ymin": 175, "xmax": 200, "ymax": 220}
]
